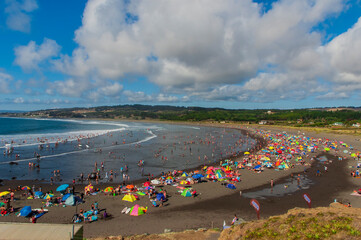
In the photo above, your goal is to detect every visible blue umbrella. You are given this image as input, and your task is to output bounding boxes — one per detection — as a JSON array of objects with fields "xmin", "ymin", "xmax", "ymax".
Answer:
[
  {"xmin": 192, "ymin": 174, "xmax": 204, "ymax": 179},
  {"xmin": 253, "ymin": 165, "xmax": 262, "ymax": 170},
  {"xmin": 56, "ymin": 184, "xmax": 69, "ymax": 192},
  {"xmin": 226, "ymin": 184, "xmax": 236, "ymax": 189},
  {"xmin": 20, "ymin": 206, "xmax": 32, "ymax": 217},
  {"xmin": 34, "ymin": 191, "xmax": 43, "ymax": 198},
  {"xmin": 62, "ymin": 193, "xmax": 71, "ymax": 201}
]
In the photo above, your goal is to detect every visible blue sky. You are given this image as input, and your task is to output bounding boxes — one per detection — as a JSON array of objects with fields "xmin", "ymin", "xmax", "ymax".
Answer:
[{"xmin": 1, "ymin": 0, "xmax": 361, "ymax": 111}]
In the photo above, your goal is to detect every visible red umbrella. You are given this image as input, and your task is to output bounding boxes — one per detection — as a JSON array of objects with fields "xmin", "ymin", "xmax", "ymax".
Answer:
[{"xmin": 143, "ymin": 182, "xmax": 150, "ymax": 187}]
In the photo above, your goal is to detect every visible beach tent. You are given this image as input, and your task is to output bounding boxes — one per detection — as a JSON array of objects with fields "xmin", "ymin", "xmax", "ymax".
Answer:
[
  {"xmin": 56, "ymin": 184, "xmax": 69, "ymax": 192},
  {"xmin": 156, "ymin": 193, "xmax": 165, "ymax": 201},
  {"xmin": 122, "ymin": 193, "xmax": 137, "ymax": 202},
  {"xmin": 181, "ymin": 189, "xmax": 192, "ymax": 197},
  {"xmin": 129, "ymin": 204, "xmax": 147, "ymax": 216},
  {"xmin": 226, "ymin": 183, "xmax": 236, "ymax": 189},
  {"xmin": 19, "ymin": 206, "xmax": 32, "ymax": 217},
  {"xmin": 64, "ymin": 194, "xmax": 82, "ymax": 206}
]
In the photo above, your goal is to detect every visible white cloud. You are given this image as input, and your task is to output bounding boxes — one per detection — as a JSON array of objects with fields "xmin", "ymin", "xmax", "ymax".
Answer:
[
  {"xmin": 316, "ymin": 92, "xmax": 349, "ymax": 99},
  {"xmin": 0, "ymin": 71, "xmax": 13, "ymax": 94},
  {"xmin": 14, "ymin": 97, "xmax": 24, "ymax": 103},
  {"xmin": 325, "ymin": 17, "xmax": 361, "ymax": 83},
  {"xmin": 14, "ymin": 38, "xmax": 61, "ymax": 72},
  {"xmin": 49, "ymin": 0, "xmax": 349, "ymax": 103},
  {"xmin": 98, "ymin": 82, "xmax": 123, "ymax": 97},
  {"xmin": 5, "ymin": 0, "xmax": 38, "ymax": 33},
  {"xmin": 20, "ymin": 0, "xmax": 361, "ymax": 104}
]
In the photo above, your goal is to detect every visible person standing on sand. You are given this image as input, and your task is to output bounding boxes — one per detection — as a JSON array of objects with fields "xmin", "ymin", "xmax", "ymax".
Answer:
[{"xmin": 270, "ymin": 179, "xmax": 274, "ymax": 190}]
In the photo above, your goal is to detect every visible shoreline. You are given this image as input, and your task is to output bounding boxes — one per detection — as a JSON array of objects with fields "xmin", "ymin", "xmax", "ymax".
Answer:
[{"xmin": 0, "ymin": 122, "xmax": 360, "ymax": 238}]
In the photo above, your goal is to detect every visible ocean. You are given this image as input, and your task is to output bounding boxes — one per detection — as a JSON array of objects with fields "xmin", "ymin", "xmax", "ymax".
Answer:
[{"xmin": 0, "ymin": 117, "xmax": 255, "ymax": 183}]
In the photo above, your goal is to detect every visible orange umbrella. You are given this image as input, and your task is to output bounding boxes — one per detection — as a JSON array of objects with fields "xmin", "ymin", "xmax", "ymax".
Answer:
[{"xmin": 126, "ymin": 185, "xmax": 135, "ymax": 189}]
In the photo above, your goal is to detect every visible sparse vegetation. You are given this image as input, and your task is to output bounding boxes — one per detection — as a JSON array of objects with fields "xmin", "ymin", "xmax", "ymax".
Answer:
[{"xmin": 220, "ymin": 204, "xmax": 361, "ymax": 240}]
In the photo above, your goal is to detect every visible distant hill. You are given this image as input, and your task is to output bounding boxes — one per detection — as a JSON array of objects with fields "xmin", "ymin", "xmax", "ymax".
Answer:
[{"xmin": 2, "ymin": 104, "xmax": 361, "ymax": 127}]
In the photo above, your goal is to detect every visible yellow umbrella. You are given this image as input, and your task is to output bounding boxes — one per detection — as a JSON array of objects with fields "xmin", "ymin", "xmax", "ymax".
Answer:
[
  {"xmin": 0, "ymin": 191, "xmax": 10, "ymax": 197},
  {"xmin": 244, "ymin": 152, "xmax": 250, "ymax": 155}
]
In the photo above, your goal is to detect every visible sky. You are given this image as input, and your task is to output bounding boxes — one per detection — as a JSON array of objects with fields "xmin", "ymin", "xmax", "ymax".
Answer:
[{"xmin": 1, "ymin": 0, "xmax": 361, "ymax": 111}]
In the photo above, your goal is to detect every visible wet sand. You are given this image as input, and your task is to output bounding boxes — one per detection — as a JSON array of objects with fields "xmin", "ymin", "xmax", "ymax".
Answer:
[{"xmin": 0, "ymin": 123, "xmax": 360, "ymax": 238}]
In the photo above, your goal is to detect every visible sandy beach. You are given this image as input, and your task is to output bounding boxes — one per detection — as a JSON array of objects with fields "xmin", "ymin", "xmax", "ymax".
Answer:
[{"xmin": 0, "ymin": 123, "xmax": 360, "ymax": 239}]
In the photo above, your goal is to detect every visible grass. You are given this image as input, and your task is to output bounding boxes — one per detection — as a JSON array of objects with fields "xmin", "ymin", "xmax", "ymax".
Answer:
[{"xmin": 226, "ymin": 210, "xmax": 360, "ymax": 240}]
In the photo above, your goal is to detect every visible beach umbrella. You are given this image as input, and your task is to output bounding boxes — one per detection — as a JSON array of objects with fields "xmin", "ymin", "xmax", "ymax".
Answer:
[
  {"xmin": 343, "ymin": 150, "xmax": 348, "ymax": 154},
  {"xmin": 104, "ymin": 187, "xmax": 114, "ymax": 193},
  {"xmin": 144, "ymin": 186, "xmax": 153, "ymax": 190},
  {"xmin": 43, "ymin": 193, "xmax": 54, "ymax": 200},
  {"xmin": 192, "ymin": 174, "xmax": 204, "ymax": 179},
  {"xmin": 19, "ymin": 206, "xmax": 32, "ymax": 217},
  {"xmin": 34, "ymin": 191, "xmax": 44, "ymax": 198},
  {"xmin": 166, "ymin": 176, "xmax": 174, "ymax": 180},
  {"xmin": 122, "ymin": 193, "xmax": 137, "ymax": 202},
  {"xmin": 181, "ymin": 172, "xmax": 189, "ymax": 177},
  {"xmin": 151, "ymin": 179, "xmax": 160, "ymax": 185},
  {"xmin": 156, "ymin": 193, "xmax": 165, "ymax": 201},
  {"xmin": 165, "ymin": 179, "xmax": 173, "ymax": 184},
  {"xmin": 143, "ymin": 182, "xmax": 151, "ymax": 187},
  {"xmin": 215, "ymin": 172, "xmax": 223, "ymax": 179},
  {"xmin": 62, "ymin": 193, "xmax": 71, "ymax": 201},
  {"xmin": 0, "ymin": 191, "xmax": 10, "ymax": 197},
  {"xmin": 21, "ymin": 186, "xmax": 30, "ymax": 191},
  {"xmin": 244, "ymin": 152, "xmax": 250, "ymax": 155},
  {"xmin": 136, "ymin": 191, "xmax": 146, "ymax": 196},
  {"xmin": 129, "ymin": 204, "xmax": 147, "ymax": 216},
  {"xmin": 226, "ymin": 183, "xmax": 236, "ymax": 189},
  {"xmin": 324, "ymin": 147, "xmax": 330, "ymax": 152},
  {"xmin": 126, "ymin": 185, "xmax": 135, "ymax": 190},
  {"xmin": 56, "ymin": 184, "xmax": 69, "ymax": 192},
  {"xmin": 351, "ymin": 153, "xmax": 357, "ymax": 157},
  {"xmin": 254, "ymin": 165, "xmax": 262, "ymax": 170},
  {"xmin": 181, "ymin": 189, "xmax": 192, "ymax": 197},
  {"xmin": 85, "ymin": 184, "xmax": 94, "ymax": 192},
  {"xmin": 180, "ymin": 180, "xmax": 189, "ymax": 185}
]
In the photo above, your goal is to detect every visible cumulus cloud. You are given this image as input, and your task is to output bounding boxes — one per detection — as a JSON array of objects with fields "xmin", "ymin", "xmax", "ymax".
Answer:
[
  {"xmin": 14, "ymin": 38, "xmax": 61, "ymax": 72},
  {"xmin": 19, "ymin": 0, "xmax": 361, "ymax": 105},
  {"xmin": 5, "ymin": 0, "xmax": 38, "ymax": 33},
  {"xmin": 49, "ymin": 0, "xmax": 351, "ymax": 103}
]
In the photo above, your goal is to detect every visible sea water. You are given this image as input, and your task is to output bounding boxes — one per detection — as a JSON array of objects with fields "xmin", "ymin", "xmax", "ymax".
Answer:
[{"xmin": 0, "ymin": 117, "xmax": 255, "ymax": 183}]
